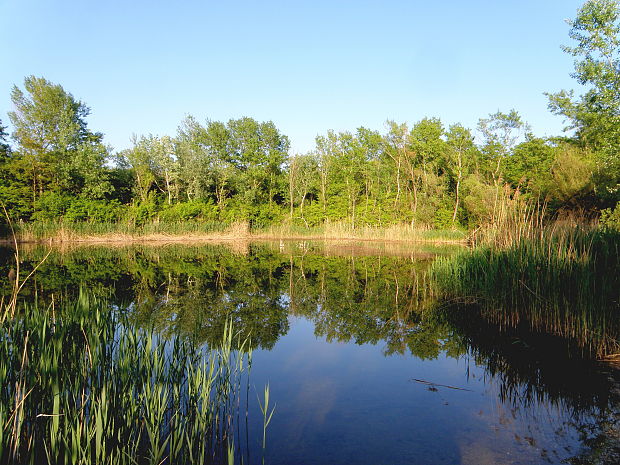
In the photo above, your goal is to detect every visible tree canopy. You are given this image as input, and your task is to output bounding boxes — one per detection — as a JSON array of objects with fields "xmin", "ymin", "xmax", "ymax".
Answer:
[{"xmin": 1, "ymin": 2, "xmax": 619, "ymax": 230}]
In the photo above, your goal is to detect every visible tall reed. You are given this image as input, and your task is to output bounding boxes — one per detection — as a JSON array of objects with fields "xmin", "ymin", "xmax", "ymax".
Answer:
[
  {"xmin": 0, "ymin": 291, "xmax": 253, "ymax": 464},
  {"xmin": 255, "ymin": 221, "xmax": 467, "ymax": 243},
  {"xmin": 13, "ymin": 220, "xmax": 250, "ymax": 242},
  {"xmin": 431, "ymin": 227, "xmax": 620, "ymax": 357}
]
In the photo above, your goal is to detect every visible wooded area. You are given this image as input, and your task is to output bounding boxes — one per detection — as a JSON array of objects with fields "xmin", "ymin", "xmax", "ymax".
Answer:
[{"xmin": 1, "ymin": 0, "xmax": 619, "ymax": 233}]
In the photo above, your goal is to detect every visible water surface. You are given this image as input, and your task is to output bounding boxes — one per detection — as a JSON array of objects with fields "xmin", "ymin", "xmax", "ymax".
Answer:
[{"xmin": 1, "ymin": 240, "xmax": 617, "ymax": 464}]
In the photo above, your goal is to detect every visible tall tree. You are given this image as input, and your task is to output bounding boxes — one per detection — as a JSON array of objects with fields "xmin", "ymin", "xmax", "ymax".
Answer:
[
  {"xmin": 404, "ymin": 118, "xmax": 446, "ymax": 222},
  {"xmin": 227, "ymin": 117, "xmax": 289, "ymax": 207},
  {"xmin": 546, "ymin": 0, "xmax": 620, "ymax": 204},
  {"xmin": 446, "ymin": 124, "xmax": 477, "ymax": 223},
  {"xmin": 477, "ymin": 110, "xmax": 528, "ymax": 184},
  {"xmin": 384, "ymin": 121, "xmax": 408, "ymax": 209},
  {"xmin": 0, "ymin": 120, "xmax": 10, "ymax": 160},
  {"xmin": 8, "ymin": 76, "xmax": 111, "ymax": 201}
]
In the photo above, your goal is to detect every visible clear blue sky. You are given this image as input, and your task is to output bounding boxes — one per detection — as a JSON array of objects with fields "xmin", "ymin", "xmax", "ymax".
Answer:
[{"xmin": 1, "ymin": 0, "xmax": 586, "ymax": 154}]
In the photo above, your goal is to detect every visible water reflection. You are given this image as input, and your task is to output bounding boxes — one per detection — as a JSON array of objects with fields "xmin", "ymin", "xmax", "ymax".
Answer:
[{"xmin": 1, "ymin": 241, "xmax": 617, "ymax": 464}]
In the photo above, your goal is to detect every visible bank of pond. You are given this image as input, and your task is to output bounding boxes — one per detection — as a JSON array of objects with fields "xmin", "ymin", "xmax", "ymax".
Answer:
[{"xmin": 0, "ymin": 233, "xmax": 618, "ymax": 464}]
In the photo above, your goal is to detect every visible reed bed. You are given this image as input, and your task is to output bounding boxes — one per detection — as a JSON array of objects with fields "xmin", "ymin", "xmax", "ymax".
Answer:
[
  {"xmin": 255, "ymin": 221, "xmax": 467, "ymax": 243},
  {"xmin": 13, "ymin": 220, "xmax": 250, "ymax": 243},
  {"xmin": 9, "ymin": 220, "xmax": 468, "ymax": 245},
  {"xmin": 430, "ymin": 227, "xmax": 620, "ymax": 357},
  {"xmin": 0, "ymin": 291, "xmax": 253, "ymax": 465}
]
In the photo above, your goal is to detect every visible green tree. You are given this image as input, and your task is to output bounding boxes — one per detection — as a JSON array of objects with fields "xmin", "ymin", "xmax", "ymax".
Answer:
[
  {"xmin": 175, "ymin": 116, "xmax": 233, "ymax": 206},
  {"xmin": 287, "ymin": 153, "xmax": 318, "ymax": 223},
  {"xmin": 546, "ymin": 0, "xmax": 620, "ymax": 204},
  {"xmin": 227, "ymin": 118, "xmax": 289, "ymax": 209},
  {"xmin": 0, "ymin": 120, "xmax": 9, "ymax": 160},
  {"xmin": 120, "ymin": 136, "xmax": 158, "ymax": 203},
  {"xmin": 405, "ymin": 118, "xmax": 447, "ymax": 223},
  {"xmin": 384, "ymin": 121, "xmax": 408, "ymax": 210},
  {"xmin": 8, "ymin": 76, "xmax": 111, "ymax": 201},
  {"xmin": 0, "ymin": 120, "xmax": 34, "ymax": 221},
  {"xmin": 446, "ymin": 124, "xmax": 478, "ymax": 224},
  {"xmin": 477, "ymin": 110, "xmax": 529, "ymax": 184},
  {"xmin": 503, "ymin": 137, "xmax": 556, "ymax": 197}
]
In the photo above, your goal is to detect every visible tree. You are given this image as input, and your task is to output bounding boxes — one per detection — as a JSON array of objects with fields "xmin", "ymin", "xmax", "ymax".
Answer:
[
  {"xmin": 546, "ymin": 0, "xmax": 620, "ymax": 203},
  {"xmin": 0, "ymin": 120, "xmax": 10, "ymax": 160},
  {"xmin": 227, "ymin": 117, "xmax": 289, "ymax": 208},
  {"xmin": 120, "ymin": 136, "xmax": 158, "ymax": 203},
  {"xmin": 384, "ymin": 121, "xmax": 408, "ymax": 209},
  {"xmin": 404, "ymin": 118, "xmax": 446, "ymax": 223},
  {"xmin": 175, "ymin": 116, "xmax": 233, "ymax": 206},
  {"xmin": 477, "ymin": 110, "xmax": 529, "ymax": 184},
  {"xmin": 287, "ymin": 153, "xmax": 318, "ymax": 223},
  {"xmin": 446, "ymin": 124, "xmax": 477, "ymax": 224},
  {"xmin": 503, "ymin": 137, "xmax": 556, "ymax": 197},
  {"xmin": 8, "ymin": 76, "xmax": 111, "ymax": 201}
]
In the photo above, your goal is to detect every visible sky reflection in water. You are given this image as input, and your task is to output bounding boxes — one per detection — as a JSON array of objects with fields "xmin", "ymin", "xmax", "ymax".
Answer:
[{"xmin": 0, "ymin": 241, "xmax": 616, "ymax": 465}]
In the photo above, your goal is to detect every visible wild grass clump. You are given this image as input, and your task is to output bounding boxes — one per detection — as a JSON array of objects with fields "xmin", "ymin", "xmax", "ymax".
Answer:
[
  {"xmin": 13, "ymin": 220, "xmax": 250, "ymax": 242},
  {"xmin": 431, "ymin": 227, "xmax": 620, "ymax": 357},
  {"xmin": 0, "ymin": 291, "xmax": 252, "ymax": 464},
  {"xmin": 254, "ymin": 221, "xmax": 467, "ymax": 243}
]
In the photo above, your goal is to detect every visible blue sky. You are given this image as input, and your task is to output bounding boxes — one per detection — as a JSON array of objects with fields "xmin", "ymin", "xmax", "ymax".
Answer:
[{"xmin": 1, "ymin": 0, "xmax": 586, "ymax": 154}]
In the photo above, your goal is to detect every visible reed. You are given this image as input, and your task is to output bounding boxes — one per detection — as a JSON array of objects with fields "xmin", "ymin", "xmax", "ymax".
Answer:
[
  {"xmin": 0, "ymin": 291, "xmax": 253, "ymax": 464},
  {"xmin": 254, "ymin": 221, "xmax": 467, "ymax": 243},
  {"xmin": 13, "ymin": 220, "xmax": 251, "ymax": 243},
  {"xmin": 430, "ymin": 227, "xmax": 620, "ymax": 357}
]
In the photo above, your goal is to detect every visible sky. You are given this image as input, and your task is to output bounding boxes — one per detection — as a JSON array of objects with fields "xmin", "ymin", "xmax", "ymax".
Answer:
[{"xmin": 0, "ymin": 0, "xmax": 587, "ymax": 154}]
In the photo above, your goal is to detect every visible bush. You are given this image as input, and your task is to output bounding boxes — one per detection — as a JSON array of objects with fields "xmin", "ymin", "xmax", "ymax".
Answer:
[
  {"xmin": 600, "ymin": 202, "xmax": 620, "ymax": 230},
  {"xmin": 32, "ymin": 192, "xmax": 72, "ymax": 221},
  {"xmin": 64, "ymin": 199, "xmax": 122, "ymax": 223},
  {"xmin": 159, "ymin": 201, "xmax": 219, "ymax": 222},
  {"xmin": 433, "ymin": 202, "xmax": 457, "ymax": 229},
  {"xmin": 125, "ymin": 201, "xmax": 160, "ymax": 226},
  {"xmin": 249, "ymin": 203, "xmax": 285, "ymax": 228}
]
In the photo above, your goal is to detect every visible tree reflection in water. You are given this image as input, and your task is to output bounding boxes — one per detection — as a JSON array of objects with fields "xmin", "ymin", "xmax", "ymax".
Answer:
[{"xmin": 1, "ymin": 240, "xmax": 618, "ymax": 459}]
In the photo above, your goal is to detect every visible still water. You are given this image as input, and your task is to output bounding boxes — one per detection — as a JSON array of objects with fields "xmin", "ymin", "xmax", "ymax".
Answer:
[{"xmin": 1, "ymin": 240, "xmax": 617, "ymax": 464}]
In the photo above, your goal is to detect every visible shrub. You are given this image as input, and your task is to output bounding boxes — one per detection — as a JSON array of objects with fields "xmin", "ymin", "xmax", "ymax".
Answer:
[
  {"xmin": 600, "ymin": 202, "xmax": 620, "ymax": 230},
  {"xmin": 32, "ymin": 192, "xmax": 72, "ymax": 221}
]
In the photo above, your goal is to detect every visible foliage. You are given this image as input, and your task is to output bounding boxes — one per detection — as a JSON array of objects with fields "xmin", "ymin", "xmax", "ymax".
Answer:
[
  {"xmin": 600, "ymin": 201, "xmax": 620, "ymax": 228},
  {"xmin": 0, "ymin": 291, "xmax": 253, "ymax": 464},
  {"xmin": 8, "ymin": 76, "xmax": 112, "ymax": 201},
  {"xmin": 431, "ymin": 227, "xmax": 620, "ymax": 357},
  {"xmin": 3, "ymin": 2, "xmax": 620, "ymax": 235},
  {"xmin": 546, "ymin": 0, "xmax": 620, "ymax": 205}
]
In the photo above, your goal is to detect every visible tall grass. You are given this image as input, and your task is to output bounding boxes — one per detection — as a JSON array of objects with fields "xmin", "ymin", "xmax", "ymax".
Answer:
[
  {"xmin": 0, "ymin": 291, "xmax": 253, "ymax": 464},
  {"xmin": 14, "ymin": 220, "xmax": 250, "ymax": 242},
  {"xmin": 255, "ymin": 221, "xmax": 467, "ymax": 242},
  {"xmin": 431, "ymin": 227, "xmax": 620, "ymax": 357},
  {"xmin": 10, "ymin": 219, "xmax": 467, "ymax": 243}
]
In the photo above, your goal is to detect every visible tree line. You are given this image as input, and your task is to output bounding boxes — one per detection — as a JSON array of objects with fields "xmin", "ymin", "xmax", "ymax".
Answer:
[{"xmin": 1, "ymin": 0, "xmax": 619, "ymax": 230}]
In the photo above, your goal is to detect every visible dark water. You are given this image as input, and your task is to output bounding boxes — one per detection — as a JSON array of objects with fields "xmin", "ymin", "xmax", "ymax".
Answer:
[{"xmin": 1, "ymin": 241, "xmax": 618, "ymax": 464}]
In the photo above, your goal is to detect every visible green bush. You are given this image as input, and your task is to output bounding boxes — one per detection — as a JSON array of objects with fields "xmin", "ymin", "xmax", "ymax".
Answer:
[
  {"xmin": 600, "ymin": 202, "xmax": 620, "ymax": 230},
  {"xmin": 159, "ymin": 200, "xmax": 219, "ymax": 222},
  {"xmin": 125, "ymin": 201, "xmax": 160, "ymax": 226},
  {"xmin": 433, "ymin": 202, "xmax": 457, "ymax": 229},
  {"xmin": 249, "ymin": 203, "xmax": 285, "ymax": 227},
  {"xmin": 32, "ymin": 192, "xmax": 72, "ymax": 221},
  {"xmin": 64, "ymin": 199, "xmax": 123, "ymax": 223}
]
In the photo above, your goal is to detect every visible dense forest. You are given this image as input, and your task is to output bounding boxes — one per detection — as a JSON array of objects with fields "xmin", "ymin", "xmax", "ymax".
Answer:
[{"xmin": 1, "ymin": 1, "xmax": 619, "ymax": 232}]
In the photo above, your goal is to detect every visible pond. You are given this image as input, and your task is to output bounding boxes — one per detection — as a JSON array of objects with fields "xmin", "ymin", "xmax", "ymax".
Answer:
[{"xmin": 0, "ymin": 240, "xmax": 618, "ymax": 464}]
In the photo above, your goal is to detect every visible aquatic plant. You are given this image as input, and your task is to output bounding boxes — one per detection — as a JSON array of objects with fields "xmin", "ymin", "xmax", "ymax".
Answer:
[
  {"xmin": 431, "ymin": 227, "xmax": 620, "ymax": 357},
  {"xmin": 0, "ymin": 292, "xmax": 253, "ymax": 464}
]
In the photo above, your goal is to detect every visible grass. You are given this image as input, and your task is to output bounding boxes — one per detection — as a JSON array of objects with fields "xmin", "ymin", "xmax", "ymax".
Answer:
[
  {"xmin": 13, "ymin": 220, "xmax": 251, "ymax": 242},
  {"xmin": 430, "ymin": 227, "xmax": 620, "ymax": 358},
  {"xmin": 8, "ymin": 219, "xmax": 468, "ymax": 244},
  {"xmin": 0, "ymin": 291, "xmax": 254, "ymax": 465},
  {"xmin": 254, "ymin": 221, "xmax": 468, "ymax": 243}
]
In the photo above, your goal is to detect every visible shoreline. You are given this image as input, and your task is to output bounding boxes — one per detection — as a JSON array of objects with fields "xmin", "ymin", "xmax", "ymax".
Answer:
[{"xmin": 0, "ymin": 231, "xmax": 470, "ymax": 246}]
